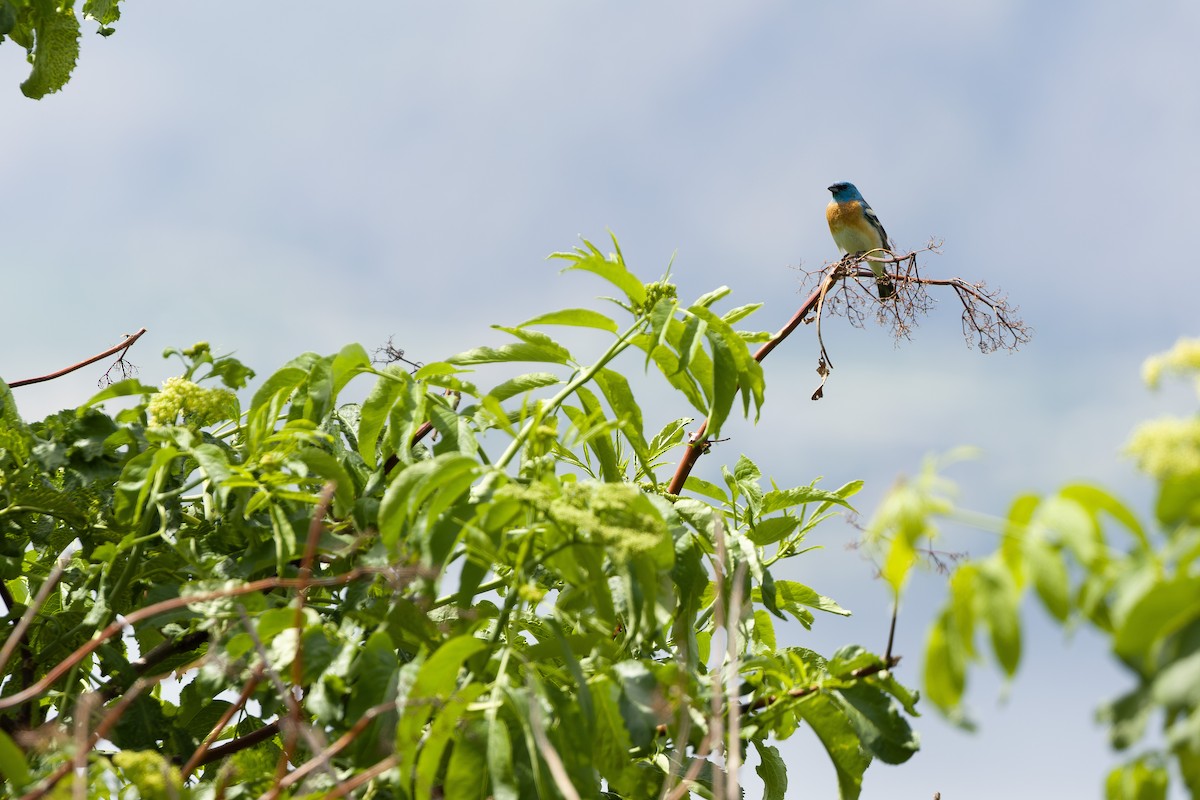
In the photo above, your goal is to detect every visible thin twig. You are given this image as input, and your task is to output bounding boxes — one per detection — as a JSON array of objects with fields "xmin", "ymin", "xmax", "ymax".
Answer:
[
  {"xmin": 183, "ymin": 666, "xmax": 265, "ymax": 779},
  {"xmin": 21, "ymin": 674, "xmax": 171, "ymax": 800},
  {"xmin": 885, "ymin": 600, "xmax": 899, "ymax": 663},
  {"xmin": 271, "ymin": 483, "xmax": 336, "ymax": 791},
  {"xmin": 276, "ymin": 702, "xmax": 396, "ymax": 791},
  {"xmin": 0, "ymin": 567, "xmax": 393, "ymax": 712},
  {"xmin": 0, "ymin": 543, "xmax": 77, "ymax": 677},
  {"xmin": 10, "ymin": 329, "xmax": 147, "ymax": 388},
  {"xmin": 321, "ymin": 754, "xmax": 398, "ymax": 799},
  {"xmin": 195, "ymin": 721, "xmax": 282, "ymax": 768}
]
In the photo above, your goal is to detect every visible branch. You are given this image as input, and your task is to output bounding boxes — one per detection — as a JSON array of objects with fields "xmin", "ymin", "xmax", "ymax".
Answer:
[
  {"xmin": 666, "ymin": 271, "xmax": 840, "ymax": 494},
  {"xmin": 9, "ymin": 328, "xmax": 148, "ymax": 388},
  {"xmin": 182, "ymin": 666, "xmax": 264, "ymax": 778},
  {"xmin": 666, "ymin": 245, "xmax": 1030, "ymax": 494},
  {"xmin": 0, "ymin": 566, "xmax": 400, "ymax": 711}
]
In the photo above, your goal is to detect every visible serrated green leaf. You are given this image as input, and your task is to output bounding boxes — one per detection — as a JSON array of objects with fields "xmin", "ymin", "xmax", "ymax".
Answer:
[
  {"xmin": 795, "ymin": 692, "xmax": 871, "ymax": 800},
  {"xmin": 763, "ymin": 485, "xmax": 855, "ymax": 515},
  {"xmin": 486, "ymin": 372, "xmax": 561, "ymax": 402},
  {"xmin": 593, "ymin": 368, "xmax": 651, "ymax": 469},
  {"xmin": 754, "ymin": 741, "xmax": 787, "ymax": 800},
  {"xmin": 520, "ymin": 308, "xmax": 619, "ymax": 333},
  {"xmin": 748, "ymin": 515, "xmax": 800, "ymax": 546},
  {"xmin": 21, "ymin": 1, "xmax": 79, "ymax": 99},
  {"xmin": 448, "ymin": 340, "xmax": 571, "ymax": 366},
  {"xmin": 551, "ymin": 237, "xmax": 647, "ymax": 307}
]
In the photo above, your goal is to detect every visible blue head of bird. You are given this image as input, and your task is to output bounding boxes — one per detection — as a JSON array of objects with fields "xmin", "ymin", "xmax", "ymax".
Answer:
[{"xmin": 827, "ymin": 182, "xmax": 864, "ymax": 202}]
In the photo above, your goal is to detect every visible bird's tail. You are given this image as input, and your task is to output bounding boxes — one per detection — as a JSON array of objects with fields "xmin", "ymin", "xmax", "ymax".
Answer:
[{"xmin": 876, "ymin": 274, "xmax": 896, "ymax": 301}]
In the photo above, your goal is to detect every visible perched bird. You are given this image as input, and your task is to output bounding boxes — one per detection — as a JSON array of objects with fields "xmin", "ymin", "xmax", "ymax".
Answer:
[{"xmin": 825, "ymin": 182, "xmax": 896, "ymax": 300}]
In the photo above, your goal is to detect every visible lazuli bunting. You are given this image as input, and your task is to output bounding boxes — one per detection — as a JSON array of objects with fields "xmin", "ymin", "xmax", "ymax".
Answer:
[{"xmin": 826, "ymin": 182, "xmax": 896, "ymax": 300}]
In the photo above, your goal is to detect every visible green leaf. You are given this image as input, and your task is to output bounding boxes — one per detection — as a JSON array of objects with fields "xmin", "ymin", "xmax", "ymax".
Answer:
[
  {"xmin": 748, "ymin": 515, "xmax": 800, "ymax": 547},
  {"xmin": 572, "ymin": 386, "xmax": 621, "ymax": 482},
  {"xmin": 331, "ymin": 343, "xmax": 372, "ymax": 396},
  {"xmin": 752, "ymin": 608, "xmax": 777, "ymax": 651},
  {"xmin": 834, "ymin": 683, "xmax": 919, "ymax": 765},
  {"xmin": 1114, "ymin": 576, "xmax": 1200, "ymax": 674},
  {"xmin": 1060, "ymin": 482, "xmax": 1148, "ymax": 547},
  {"xmin": 414, "ymin": 684, "xmax": 487, "ymax": 799},
  {"xmin": 1156, "ymin": 472, "xmax": 1200, "ymax": 529},
  {"xmin": 0, "ymin": 729, "xmax": 29, "ymax": 788},
  {"xmin": 82, "ymin": 378, "xmax": 158, "ymax": 408},
  {"xmin": 702, "ymin": 320, "xmax": 737, "ymax": 440},
  {"xmin": 448, "ymin": 338, "xmax": 572, "ymax": 366},
  {"xmin": 551, "ymin": 236, "xmax": 647, "ymax": 307},
  {"xmin": 1026, "ymin": 537, "xmax": 1071, "ymax": 622},
  {"xmin": 21, "ymin": 0, "xmax": 80, "ymax": 99},
  {"xmin": 0, "ymin": 2, "xmax": 16, "ymax": 37},
  {"xmin": 591, "ymin": 675, "xmax": 635, "ymax": 779},
  {"xmin": 772, "ymin": 579, "xmax": 850, "ymax": 619},
  {"xmin": 634, "ymin": 334, "xmax": 706, "ymax": 414},
  {"xmin": 357, "ymin": 367, "xmax": 414, "ymax": 466},
  {"xmin": 1105, "ymin": 756, "xmax": 1169, "ymax": 800},
  {"xmin": 1031, "ymin": 494, "xmax": 1102, "ymax": 568},
  {"xmin": 379, "ymin": 453, "xmax": 479, "ymax": 551},
  {"xmin": 1150, "ymin": 651, "xmax": 1200, "ymax": 710},
  {"xmin": 723, "ymin": 302, "xmax": 763, "ymax": 325},
  {"xmin": 641, "ymin": 296, "xmax": 676, "ymax": 370},
  {"xmin": 795, "ymin": 692, "xmax": 871, "ymax": 800},
  {"xmin": 82, "ymin": 0, "xmax": 122, "ymax": 27},
  {"xmin": 444, "ymin": 719, "xmax": 490, "ymax": 800},
  {"xmin": 348, "ymin": 630, "xmax": 399, "ymax": 721},
  {"xmin": 593, "ymin": 368, "xmax": 652, "ymax": 469},
  {"xmin": 754, "ymin": 741, "xmax": 787, "ymax": 800},
  {"xmin": 520, "ymin": 308, "xmax": 619, "ymax": 333},
  {"xmin": 486, "ymin": 709, "xmax": 519, "ymax": 800},
  {"xmin": 681, "ymin": 476, "xmax": 728, "ymax": 503},
  {"xmin": 486, "ymin": 372, "xmax": 561, "ymax": 402},
  {"xmin": 295, "ymin": 447, "xmax": 356, "ymax": 510},
  {"xmin": 924, "ymin": 610, "xmax": 965, "ymax": 712},
  {"xmin": 763, "ymin": 485, "xmax": 856, "ymax": 515},
  {"xmin": 978, "ymin": 563, "xmax": 1022, "ymax": 678},
  {"xmin": 692, "ymin": 286, "xmax": 731, "ymax": 308},
  {"xmin": 691, "ymin": 304, "xmax": 765, "ymax": 423},
  {"xmin": 398, "ymin": 637, "xmax": 489, "ymax": 779}
]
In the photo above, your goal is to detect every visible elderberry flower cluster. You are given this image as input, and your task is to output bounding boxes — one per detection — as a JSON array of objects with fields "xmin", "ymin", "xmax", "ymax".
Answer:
[{"xmin": 147, "ymin": 376, "xmax": 237, "ymax": 427}]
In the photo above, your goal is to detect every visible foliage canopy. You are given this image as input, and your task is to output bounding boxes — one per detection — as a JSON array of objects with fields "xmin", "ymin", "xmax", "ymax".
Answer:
[{"xmin": 0, "ymin": 240, "xmax": 921, "ymax": 798}]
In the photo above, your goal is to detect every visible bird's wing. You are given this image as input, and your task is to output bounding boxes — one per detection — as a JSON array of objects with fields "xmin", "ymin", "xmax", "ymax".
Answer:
[{"xmin": 862, "ymin": 205, "xmax": 890, "ymax": 249}]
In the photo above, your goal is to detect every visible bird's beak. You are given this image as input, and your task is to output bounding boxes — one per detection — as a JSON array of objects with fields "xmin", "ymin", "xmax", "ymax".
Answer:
[{"xmin": 826, "ymin": 184, "xmax": 836, "ymax": 192}]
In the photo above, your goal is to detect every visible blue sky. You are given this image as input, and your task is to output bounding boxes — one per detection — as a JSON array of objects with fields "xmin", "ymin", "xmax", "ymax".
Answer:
[{"xmin": 2, "ymin": 2, "xmax": 1197, "ymax": 797}]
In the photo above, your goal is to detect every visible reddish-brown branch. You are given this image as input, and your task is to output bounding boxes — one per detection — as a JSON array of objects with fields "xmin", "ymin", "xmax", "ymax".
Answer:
[
  {"xmin": 323, "ymin": 754, "xmax": 399, "ymax": 799},
  {"xmin": 666, "ymin": 273, "xmax": 839, "ymax": 495},
  {"xmin": 182, "ymin": 667, "xmax": 265, "ymax": 778},
  {"xmin": 276, "ymin": 702, "xmax": 396, "ymax": 790},
  {"xmin": 9, "ymin": 328, "xmax": 147, "ymax": 388},
  {"xmin": 272, "ymin": 483, "xmax": 337, "ymax": 791},
  {"xmin": 666, "ymin": 248, "xmax": 1028, "ymax": 495},
  {"xmin": 194, "ymin": 720, "xmax": 282, "ymax": 767},
  {"xmin": 0, "ymin": 567, "xmax": 391, "ymax": 712},
  {"xmin": 20, "ymin": 675, "xmax": 170, "ymax": 800}
]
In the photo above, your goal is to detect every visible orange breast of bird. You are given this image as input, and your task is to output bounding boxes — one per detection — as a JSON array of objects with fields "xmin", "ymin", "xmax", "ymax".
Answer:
[
  {"xmin": 825, "ymin": 199, "xmax": 862, "ymax": 232},
  {"xmin": 826, "ymin": 199, "xmax": 878, "ymax": 252}
]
